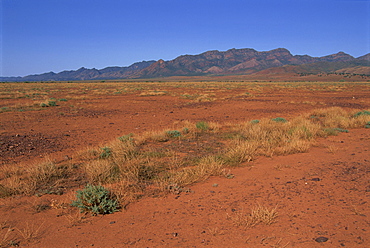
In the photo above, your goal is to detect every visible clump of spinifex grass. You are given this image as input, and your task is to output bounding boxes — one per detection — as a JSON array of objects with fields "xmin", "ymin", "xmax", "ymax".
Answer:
[
  {"xmin": 310, "ymin": 107, "xmax": 370, "ymax": 129},
  {"xmin": 228, "ymin": 204, "xmax": 278, "ymax": 227},
  {"xmin": 1, "ymin": 107, "xmax": 370, "ymax": 213}
]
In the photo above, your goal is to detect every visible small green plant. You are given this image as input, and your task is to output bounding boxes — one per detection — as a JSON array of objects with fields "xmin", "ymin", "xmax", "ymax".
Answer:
[
  {"xmin": 58, "ymin": 98, "xmax": 68, "ymax": 102},
  {"xmin": 353, "ymin": 110, "xmax": 370, "ymax": 118},
  {"xmin": 271, "ymin": 117, "xmax": 287, "ymax": 123},
  {"xmin": 99, "ymin": 147, "xmax": 112, "ymax": 159},
  {"xmin": 250, "ymin": 119, "xmax": 260, "ymax": 124},
  {"xmin": 48, "ymin": 101, "xmax": 57, "ymax": 106},
  {"xmin": 71, "ymin": 184, "xmax": 119, "ymax": 215},
  {"xmin": 365, "ymin": 122, "xmax": 370, "ymax": 128},
  {"xmin": 333, "ymin": 128, "xmax": 349, "ymax": 133},
  {"xmin": 40, "ymin": 100, "xmax": 57, "ymax": 107},
  {"xmin": 166, "ymin": 130, "xmax": 182, "ymax": 138},
  {"xmin": 196, "ymin": 121, "xmax": 209, "ymax": 131}
]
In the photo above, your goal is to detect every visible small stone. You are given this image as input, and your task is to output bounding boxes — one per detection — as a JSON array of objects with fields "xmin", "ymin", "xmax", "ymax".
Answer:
[
  {"xmin": 311, "ymin": 178, "xmax": 321, "ymax": 181},
  {"xmin": 315, "ymin": 236, "xmax": 329, "ymax": 243}
]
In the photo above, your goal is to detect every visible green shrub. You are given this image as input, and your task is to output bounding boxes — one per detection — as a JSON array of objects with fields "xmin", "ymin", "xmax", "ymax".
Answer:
[
  {"xmin": 353, "ymin": 110, "xmax": 370, "ymax": 118},
  {"xmin": 271, "ymin": 117, "xmax": 287, "ymax": 123},
  {"xmin": 333, "ymin": 128, "xmax": 349, "ymax": 133},
  {"xmin": 166, "ymin": 130, "xmax": 182, "ymax": 138},
  {"xmin": 71, "ymin": 184, "xmax": 119, "ymax": 215},
  {"xmin": 99, "ymin": 147, "xmax": 112, "ymax": 159},
  {"xmin": 59, "ymin": 98, "xmax": 68, "ymax": 102},
  {"xmin": 48, "ymin": 101, "xmax": 57, "ymax": 106},
  {"xmin": 196, "ymin": 121, "xmax": 209, "ymax": 131},
  {"xmin": 40, "ymin": 100, "xmax": 57, "ymax": 107},
  {"xmin": 250, "ymin": 120, "xmax": 260, "ymax": 124},
  {"xmin": 365, "ymin": 122, "xmax": 370, "ymax": 128}
]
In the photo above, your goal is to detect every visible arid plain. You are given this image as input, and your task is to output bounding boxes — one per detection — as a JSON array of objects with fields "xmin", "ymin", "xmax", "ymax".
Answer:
[{"xmin": 1, "ymin": 80, "xmax": 370, "ymax": 247}]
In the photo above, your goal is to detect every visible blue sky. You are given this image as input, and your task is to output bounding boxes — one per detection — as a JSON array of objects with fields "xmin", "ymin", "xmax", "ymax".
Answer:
[{"xmin": 1, "ymin": 0, "xmax": 369, "ymax": 77}]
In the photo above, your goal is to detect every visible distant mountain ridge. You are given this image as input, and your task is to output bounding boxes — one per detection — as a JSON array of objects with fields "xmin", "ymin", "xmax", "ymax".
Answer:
[
  {"xmin": 1, "ymin": 48, "xmax": 369, "ymax": 81},
  {"xmin": 0, "ymin": 61, "xmax": 156, "ymax": 82}
]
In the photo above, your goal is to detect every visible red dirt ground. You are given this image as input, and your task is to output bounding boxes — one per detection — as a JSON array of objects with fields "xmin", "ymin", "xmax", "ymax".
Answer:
[{"xmin": 0, "ymin": 82, "xmax": 369, "ymax": 247}]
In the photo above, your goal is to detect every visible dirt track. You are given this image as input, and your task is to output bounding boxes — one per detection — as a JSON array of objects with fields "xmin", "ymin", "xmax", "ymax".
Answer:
[{"xmin": 0, "ymin": 82, "xmax": 369, "ymax": 247}]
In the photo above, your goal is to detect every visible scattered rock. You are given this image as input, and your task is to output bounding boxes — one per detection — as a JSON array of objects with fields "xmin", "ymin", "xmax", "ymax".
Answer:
[{"xmin": 315, "ymin": 236, "xmax": 329, "ymax": 243}]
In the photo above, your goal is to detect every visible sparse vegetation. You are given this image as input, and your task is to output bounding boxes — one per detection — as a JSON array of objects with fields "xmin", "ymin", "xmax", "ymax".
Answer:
[
  {"xmin": 71, "ymin": 184, "xmax": 119, "ymax": 215},
  {"xmin": 1, "ymin": 106, "xmax": 370, "ymax": 213},
  {"xmin": 196, "ymin": 121, "xmax": 209, "ymax": 131},
  {"xmin": 16, "ymin": 222, "xmax": 44, "ymax": 242},
  {"xmin": 271, "ymin": 117, "xmax": 287, "ymax": 123}
]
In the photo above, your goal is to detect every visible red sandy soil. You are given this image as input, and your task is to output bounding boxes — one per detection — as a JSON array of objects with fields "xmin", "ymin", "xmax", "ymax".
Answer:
[{"xmin": 0, "ymin": 82, "xmax": 369, "ymax": 247}]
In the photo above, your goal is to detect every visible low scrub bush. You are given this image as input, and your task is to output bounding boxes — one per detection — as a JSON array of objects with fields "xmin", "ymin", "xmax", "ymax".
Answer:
[
  {"xmin": 71, "ymin": 184, "xmax": 119, "ymax": 215},
  {"xmin": 271, "ymin": 117, "xmax": 287, "ymax": 123},
  {"xmin": 353, "ymin": 110, "xmax": 370, "ymax": 118},
  {"xmin": 99, "ymin": 147, "xmax": 112, "ymax": 159},
  {"xmin": 40, "ymin": 100, "xmax": 57, "ymax": 107},
  {"xmin": 166, "ymin": 130, "xmax": 182, "ymax": 138},
  {"xmin": 196, "ymin": 121, "xmax": 209, "ymax": 131}
]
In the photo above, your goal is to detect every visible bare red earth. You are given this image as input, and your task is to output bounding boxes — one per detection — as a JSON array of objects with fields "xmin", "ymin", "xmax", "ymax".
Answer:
[{"xmin": 0, "ymin": 82, "xmax": 369, "ymax": 247}]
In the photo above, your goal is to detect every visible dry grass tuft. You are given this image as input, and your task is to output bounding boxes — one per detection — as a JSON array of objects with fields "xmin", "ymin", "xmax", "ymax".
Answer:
[
  {"xmin": 64, "ymin": 211, "xmax": 87, "ymax": 226},
  {"xmin": 160, "ymin": 155, "xmax": 226, "ymax": 189},
  {"xmin": 310, "ymin": 107, "xmax": 370, "ymax": 129},
  {"xmin": 0, "ymin": 228, "xmax": 14, "ymax": 248},
  {"xmin": 228, "ymin": 204, "xmax": 278, "ymax": 228},
  {"xmin": 84, "ymin": 160, "xmax": 119, "ymax": 184},
  {"xmin": 16, "ymin": 222, "xmax": 44, "ymax": 242},
  {"xmin": 106, "ymin": 180, "xmax": 142, "ymax": 209},
  {"xmin": 28, "ymin": 159, "xmax": 61, "ymax": 186},
  {"xmin": 224, "ymin": 140, "xmax": 258, "ymax": 165}
]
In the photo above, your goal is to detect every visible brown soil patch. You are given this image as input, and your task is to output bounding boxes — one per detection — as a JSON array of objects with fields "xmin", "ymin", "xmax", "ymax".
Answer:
[{"xmin": 0, "ymin": 81, "xmax": 369, "ymax": 247}]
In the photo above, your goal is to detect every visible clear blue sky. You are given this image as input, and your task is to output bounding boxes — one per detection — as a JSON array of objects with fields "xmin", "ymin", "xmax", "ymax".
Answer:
[{"xmin": 1, "ymin": 0, "xmax": 369, "ymax": 77}]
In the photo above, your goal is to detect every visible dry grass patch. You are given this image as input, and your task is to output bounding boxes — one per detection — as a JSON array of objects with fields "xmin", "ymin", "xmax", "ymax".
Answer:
[
  {"xmin": 228, "ymin": 204, "xmax": 278, "ymax": 228},
  {"xmin": 139, "ymin": 90, "xmax": 167, "ymax": 96},
  {"xmin": 158, "ymin": 155, "xmax": 226, "ymax": 190},
  {"xmin": 16, "ymin": 222, "xmax": 44, "ymax": 242},
  {"xmin": 0, "ymin": 228, "xmax": 15, "ymax": 248},
  {"xmin": 310, "ymin": 107, "xmax": 370, "ymax": 129},
  {"xmin": 84, "ymin": 160, "xmax": 119, "ymax": 184}
]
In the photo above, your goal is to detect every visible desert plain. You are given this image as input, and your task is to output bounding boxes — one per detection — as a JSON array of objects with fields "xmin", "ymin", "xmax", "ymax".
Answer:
[{"xmin": 0, "ymin": 80, "xmax": 370, "ymax": 247}]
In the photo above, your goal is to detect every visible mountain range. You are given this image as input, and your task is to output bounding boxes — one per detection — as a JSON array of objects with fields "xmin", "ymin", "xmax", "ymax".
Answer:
[{"xmin": 1, "ymin": 48, "xmax": 369, "ymax": 81}]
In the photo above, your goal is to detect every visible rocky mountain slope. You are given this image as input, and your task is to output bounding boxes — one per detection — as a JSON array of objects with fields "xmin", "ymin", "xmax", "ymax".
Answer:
[{"xmin": 1, "ymin": 48, "xmax": 369, "ymax": 81}]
